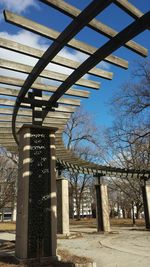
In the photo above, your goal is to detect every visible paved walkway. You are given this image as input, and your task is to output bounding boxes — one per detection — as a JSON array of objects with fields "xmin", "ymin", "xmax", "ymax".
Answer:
[
  {"xmin": 0, "ymin": 226, "xmax": 150, "ymax": 267},
  {"xmin": 58, "ymin": 225, "xmax": 150, "ymax": 267}
]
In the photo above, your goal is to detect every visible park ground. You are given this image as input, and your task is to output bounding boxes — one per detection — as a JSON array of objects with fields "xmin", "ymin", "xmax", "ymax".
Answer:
[{"xmin": 0, "ymin": 219, "xmax": 150, "ymax": 267}]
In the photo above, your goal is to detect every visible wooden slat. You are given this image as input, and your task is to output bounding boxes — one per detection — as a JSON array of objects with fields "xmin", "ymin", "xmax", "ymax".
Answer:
[
  {"xmin": 0, "ymin": 139, "xmax": 15, "ymax": 143},
  {"xmin": 0, "ymin": 121, "xmax": 65, "ymax": 130},
  {"xmin": 0, "ymin": 122, "xmax": 22, "ymax": 128},
  {"xmin": 4, "ymin": 11, "xmax": 128, "ymax": 69},
  {"xmin": 0, "ymin": 116, "xmax": 32, "ymax": 123},
  {"xmin": 0, "ymin": 126, "xmax": 19, "ymax": 132},
  {"xmin": 0, "ymin": 98, "xmax": 76, "ymax": 113},
  {"xmin": 0, "ymin": 75, "xmax": 90, "ymax": 98},
  {"xmin": 0, "ymin": 115, "xmax": 68, "ymax": 125},
  {"xmin": 0, "ymin": 107, "xmax": 71, "ymax": 119},
  {"xmin": 115, "ymin": 0, "xmax": 145, "ymax": 19},
  {"xmin": 0, "ymin": 87, "xmax": 19, "ymax": 97},
  {"xmin": 0, "ymin": 87, "xmax": 81, "ymax": 106},
  {"xmin": 0, "ymin": 128, "xmax": 14, "ymax": 134},
  {"xmin": 41, "ymin": 0, "xmax": 147, "ymax": 57},
  {"xmin": 0, "ymin": 59, "xmax": 100, "ymax": 89},
  {"xmin": 0, "ymin": 98, "xmax": 26, "ymax": 107},
  {"xmin": 0, "ymin": 144, "xmax": 17, "ymax": 149},
  {"xmin": 54, "ymin": 105, "xmax": 76, "ymax": 113},
  {"xmin": 0, "ymin": 37, "xmax": 113, "ymax": 80},
  {"xmin": 0, "ymin": 134, "xmax": 14, "ymax": 139}
]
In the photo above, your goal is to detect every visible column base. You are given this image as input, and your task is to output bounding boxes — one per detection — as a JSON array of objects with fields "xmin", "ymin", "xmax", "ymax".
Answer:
[{"xmin": 15, "ymin": 255, "xmax": 60, "ymax": 266}]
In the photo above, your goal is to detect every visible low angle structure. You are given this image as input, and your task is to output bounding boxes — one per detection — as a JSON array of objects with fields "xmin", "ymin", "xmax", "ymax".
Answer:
[{"xmin": 0, "ymin": 0, "xmax": 150, "ymax": 265}]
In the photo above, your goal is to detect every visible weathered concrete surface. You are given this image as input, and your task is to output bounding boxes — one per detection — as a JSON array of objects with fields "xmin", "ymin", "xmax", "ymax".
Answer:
[
  {"xmin": 57, "ymin": 178, "xmax": 70, "ymax": 235},
  {"xmin": 95, "ymin": 178, "xmax": 110, "ymax": 232},
  {"xmin": 58, "ymin": 225, "xmax": 150, "ymax": 267},
  {"xmin": 1, "ymin": 225, "xmax": 150, "ymax": 267}
]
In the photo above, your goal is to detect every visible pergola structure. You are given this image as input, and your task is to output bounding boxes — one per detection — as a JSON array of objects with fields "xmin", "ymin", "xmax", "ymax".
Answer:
[
  {"xmin": 0, "ymin": 0, "xmax": 150, "ymax": 177},
  {"xmin": 0, "ymin": 0, "xmax": 150, "ymax": 264}
]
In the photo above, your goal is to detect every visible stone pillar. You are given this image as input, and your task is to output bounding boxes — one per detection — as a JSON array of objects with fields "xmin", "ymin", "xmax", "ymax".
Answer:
[
  {"xmin": 15, "ymin": 125, "xmax": 58, "ymax": 264},
  {"xmin": 95, "ymin": 175, "xmax": 110, "ymax": 232},
  {"xmin": 142, "ymin": 183, "xmax": 150, "ymax": 229},
  {"xmin": 56, "ymin": 178, "xmax": 69, "ymax": 235}
]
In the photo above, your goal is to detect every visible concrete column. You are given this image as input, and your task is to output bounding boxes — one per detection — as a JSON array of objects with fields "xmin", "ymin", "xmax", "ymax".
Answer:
[
  {"xmin": 95, "ymin": 176, "xmax": 110, "ymax": 232},
  {"xmin": 56, "ymin": 178, "xmax": 69, "ymax": 235},
  {"xmin": 15, "ymin": 125, "xmax": 58, "ymax": 264},
  {"xmin": 142, "ymin": 183, "xmax": 150, "ymax": 229}
]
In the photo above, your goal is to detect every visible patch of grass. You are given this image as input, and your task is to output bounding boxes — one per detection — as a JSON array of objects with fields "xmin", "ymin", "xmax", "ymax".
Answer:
[
  {"xmin": 70, "ymin": 218, "xmax": 145, "ymax": 227},
  {"xmin": 0, "ymin": 223, "xmax": 16, "ymax": 232},
  {"xmin": 0, "ymin": 262, "xmax": 24, "ymax": 267},
  {"xmin": 110, "ymin": 218, "xmax": 145, "ymax": 227},
  {"xmin": 70, "ymin": 218, "xmax": 96, "ymax": 226},
  {"xmin": 58, "ymin": 249, "xmax": 93, "ymax": 264},
  {"xmin": 0, "ymin": 255, "xmax": 24, "ymax": 267},
  {"xmin": 0, "ymin": 243, "xmax": 93, "ymax": 265}
]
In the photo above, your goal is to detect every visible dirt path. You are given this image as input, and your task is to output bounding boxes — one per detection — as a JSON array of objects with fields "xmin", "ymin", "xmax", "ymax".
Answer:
[{"xmin": 58, "ymin": 226, "xmax": 150, "ymax": 267}]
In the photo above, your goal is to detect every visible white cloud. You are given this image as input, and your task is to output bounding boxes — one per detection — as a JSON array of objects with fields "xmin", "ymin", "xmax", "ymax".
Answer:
[
  {"xmin": 98, "ymin": 61, "xmax": 111, "ymax": 70},
  {"xmin": 0, "ymin": 30, "xmax": 47, "ymax": 50},
  {"xmin": 0, "ymin": 0, "xmax": 38, "ymax": 14},
  {"xmin": 0, "ymin": 30, "xmax": 91, "ymax": 85},
  {"xmin": 59, "ymin": 48, "xmax": 89, "ymax": 63}
]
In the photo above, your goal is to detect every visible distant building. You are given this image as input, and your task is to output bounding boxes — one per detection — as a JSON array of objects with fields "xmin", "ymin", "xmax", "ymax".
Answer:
[
  {"xmin": 0, "ymin": 155, "xmax": 17, "ymax": 222},
  {"xmin": 0, "ymin": 180, "xmax": 16, "ymax": 221},
  {"xmin": 69, "ymin": 186, "xmax": 94, "ymax": 218}
]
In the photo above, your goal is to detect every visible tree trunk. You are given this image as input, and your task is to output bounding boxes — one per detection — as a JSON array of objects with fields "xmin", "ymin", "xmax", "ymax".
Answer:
[
  {"xmin": 122, "ymin": 207, "xmax": 127, "ymax": 219},
  {"xmin": 132, "ymin": 201, "xmax": 136, "ymax": 226},
  {"xmin": 69, "ymin": 186, "xmax": 74, "ymax": 219},
  {"xmin": 75, "ymin": 190, "xmax": 81, "ymax": 220},
  {"xmin": 136, "ymin": 203, "xmax": 142, "ymax": 219},
  {"xmin": 76, "ymin": 204, "xmax": 81, "ymax": 220}
]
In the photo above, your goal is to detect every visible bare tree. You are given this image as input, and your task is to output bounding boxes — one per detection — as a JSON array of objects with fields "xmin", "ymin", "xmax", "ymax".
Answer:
[
  {"xmin": 63, "ymin": 108, "xmax": 101, "ymax": 220},
  {"xmin": 100, "ymin": 59, "xmax": 150, "ymax": 222},
  {"xmin": 101, "ymin": 120, "xmax": 150, "ymax": 221},
  {"xmin": 111, "ymin": 59, "xmax": 150, "ymax": 142},
  {"xmin": 63, "ymin": 108, "xmax": 99, "ymax": 150},
  {"xmin": 0, "ymin": 154, "xmax": 17, "ymax": 215}
]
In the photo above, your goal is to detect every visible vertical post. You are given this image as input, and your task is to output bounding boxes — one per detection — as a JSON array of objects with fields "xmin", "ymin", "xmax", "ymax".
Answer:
[
  {"xmin": 56, "ymin": 177, "xmax": 70, "ymax": 235},
  {"xmin": 142, "ymin": 181, "xmax": 150, "ymax": 229},
  {"xmin": 15, "ymin": 125, "xmax": 58, "ymax": 264},
  {"xmin": 29, "ymin": 89, "xmax": 43, "ymax": 126},
  {"xmin": 95, "ymin": 174, "xmax": 110, "ymax": 232}
]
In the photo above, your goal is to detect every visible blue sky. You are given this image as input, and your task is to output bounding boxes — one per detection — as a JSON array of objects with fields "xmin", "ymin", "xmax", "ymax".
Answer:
[{"xmin": 0, "ymin": 0, "xmax": 150, "ymax": 129}]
